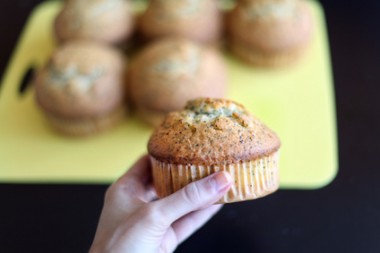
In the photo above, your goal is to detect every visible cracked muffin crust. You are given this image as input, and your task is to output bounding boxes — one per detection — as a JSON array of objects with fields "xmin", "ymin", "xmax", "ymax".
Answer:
[
  {"xmin": 54, "ymin": 0, "xmax": 134, "ymax": 45},
  {"xmin": 138, "ymin": 0, "xmax": 222, "ymax": 44},
  {"xmin": 35, "ymin": 41, "xmax": 126, "ymax": 136},
  {"xmin": 227, "ymin": 0, "xmax": 313, "ymax": 67},
  {"xmin": 148, "ymin": 98, "xmax": 281, "ymax": 203},
  {"xmin": 128, "ymin": 38, "xmax": 227, "ymax": 126}
]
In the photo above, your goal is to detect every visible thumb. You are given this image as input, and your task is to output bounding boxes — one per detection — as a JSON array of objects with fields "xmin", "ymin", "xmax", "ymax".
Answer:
[{"xmin": 154, "ymin": 171, "xmax": 232, "ymax": 225}]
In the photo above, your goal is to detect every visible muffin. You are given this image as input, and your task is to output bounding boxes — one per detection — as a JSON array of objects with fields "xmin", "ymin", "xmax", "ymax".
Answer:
[
  {"xmin": 54, "ymin": 0, "xmax": 134, "ymax": 46},
  {"xmin": 227, "ymin": 0, "xmax": 313, "ymax": 67},
  {"xmin": 35, "ymin": 41, "xmax": 126, "ymax": 136},
  {"xmin": 128, "ymin": 38, "xmax": 227, "ymax": 126},
  {"xmin": 138, "ymin": 0, "xmax": 222, "ymax": 45},
  {"xmin": 148, "ymin": 98, "xmax": 281, "ymax": 203}
]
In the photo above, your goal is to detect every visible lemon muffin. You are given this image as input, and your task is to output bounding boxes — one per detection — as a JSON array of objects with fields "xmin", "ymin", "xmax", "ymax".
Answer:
[
  {"xmin": 148, "ymin": 98, "xmax": 281, "ymax": 203},
  {"xmin": 35, "ymin": 41, "xmax": 126, "ymax": 136},
  {"xmin": 54, "ymin": 0, "xmax": 134, "ymax": 45},
  {"xmin": 128, "ymin": 38, "xmax": 227, "ymax": 126},
  {"xmin": 138, "ymin": 0, "xmax": 222, "ymax": 45},
  {"xmin": 227, "ymin": 0, "xmax": 313, "ymax": 67}
]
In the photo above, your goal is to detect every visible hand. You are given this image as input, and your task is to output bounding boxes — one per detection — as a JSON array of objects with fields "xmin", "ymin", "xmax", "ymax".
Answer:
[{"xmin": 89, "ymin": 155, "xmax": 232, "ymax": 253}]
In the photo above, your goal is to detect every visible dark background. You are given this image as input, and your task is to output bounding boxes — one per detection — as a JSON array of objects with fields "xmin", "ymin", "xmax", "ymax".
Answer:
[{"xmin": 1, "ymin": 0, "xmax": 380, "ymax": 252}]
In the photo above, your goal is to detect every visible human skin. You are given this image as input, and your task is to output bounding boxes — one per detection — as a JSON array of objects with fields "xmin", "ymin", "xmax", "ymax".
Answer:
[{"xmin": 89, "ymin": 155, "xmax": 232, "ymax": 253}]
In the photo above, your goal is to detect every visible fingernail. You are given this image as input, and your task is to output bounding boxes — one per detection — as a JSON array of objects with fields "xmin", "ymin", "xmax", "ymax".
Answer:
[{"xmin": 211, "ymin": 171, "xmax": 232, "ymax": 191}]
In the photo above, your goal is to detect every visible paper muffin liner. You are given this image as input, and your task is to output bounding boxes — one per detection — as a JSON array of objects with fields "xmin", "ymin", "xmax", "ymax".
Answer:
[
  {"xmin": 150, "ymin": 151, "xmax": 280, "ymax": 203},
  {"xmin": 45, "ymin": 106, "xmax": 126, "ymax": 136},
  {"xmin": 230, "ymin": 39, "xmax": 309, "ymax": 67}
]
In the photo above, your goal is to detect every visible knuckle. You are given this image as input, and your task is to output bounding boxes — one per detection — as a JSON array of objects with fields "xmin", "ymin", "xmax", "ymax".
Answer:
[
  {"xmin": 104, "ymin": 180, "xmax": 125, "ymax": 203},
  {"xmin": 104, "ymin": 185, "xmax": 115, "ymax": 202},
  {"xmin": 104, "ymin": 179, "xmax": 134, "ymax": 202},
  {"xmin": 182, "ymin": 182, "xmax": 202, "ymax": 205},
  {"xmin": 143, "ymin": 203, "xmax": 174, "ymax": 228},
  {"xmin": 142, "ymin": 203, "xmax": 164, "ymax": 225}
]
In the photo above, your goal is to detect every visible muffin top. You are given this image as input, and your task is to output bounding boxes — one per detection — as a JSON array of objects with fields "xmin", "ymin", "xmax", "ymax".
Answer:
[
  {"xmin": 35, "ymin": 41, "xmax": 125, "ymax": 118},
  {"xmin": 239, "ymin": 0, "xmax": 297, "ymax": 20},
  {"xmin": 148, "ymin": 98, "xmax": 281, "ymax": 165},
  {"xmin": 54, "ymin": 0, "xmax": 134, "ymax": 44},
  {"xmin": 139, "ymin": 0, "xmax": 221, "ymax": 43},
  {"xmin": 144, "ymin": 0, "xmax": 205, "ymax": 19},
  {"xmin": 228, "ymin": 0, "xmax": 313, "ymax": 52},
  {"xmin": 129, "ymin": 38, "xmax": 226, "ymax": 112}
]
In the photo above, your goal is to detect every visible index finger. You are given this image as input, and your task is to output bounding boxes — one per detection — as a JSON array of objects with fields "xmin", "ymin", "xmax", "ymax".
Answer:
[
  {"xmin": 117, "ymin": 154, "xmax": 152, "ymax": 186},
  {"xmin": 108, "ymin": 155, "xmax": 155, "ymax": 203}
]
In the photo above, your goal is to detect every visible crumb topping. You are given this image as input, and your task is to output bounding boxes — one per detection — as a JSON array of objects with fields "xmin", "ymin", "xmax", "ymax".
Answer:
[
  {"xmin": 150, "ymin": 0, "xmax": 203, "ymax": 19},
  {"xmin": 41, "ymin": 41, "xmax": 122, "ymax": 96},
  {"xmin": 35, "ymin": 41, "xmax": 125, "ymax": 118},
  {"xmin": 242, "ymin": 0, "xmax": 296, "ymax": 20},
  {"xmin": 148, "ymin": 98, "xmax": 281, "ymax": 165},
  {"xmin": 182, "ymin": 98, "xmax": 252, "ymax": 128},
  {"xmin": 48, "ymin": 64, "xmax": 104, "ymax": 94},
  {"xmin": 149, "ymin": 42, "xmax": 201, "ymax": 77},
  {"xmin": 64, "ymin": 0, "xmax": 127, "ymax": 32},
  {"xmin": 89, "ymin": 0, "xmax": 123, "ymax": 17}
]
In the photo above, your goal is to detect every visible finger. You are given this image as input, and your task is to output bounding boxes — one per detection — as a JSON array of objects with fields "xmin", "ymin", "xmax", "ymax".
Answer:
[
  {"xmin": 153, "ymin": 171, "xmax": 232, "ymax": 225},
  {"xmin": 108, "ymin": 155, "xmax": 152, "ymax": 202},
  {"xmin": 117, "ymin": 155, "xmax": 151, "ymax": 186},
  {"xmin": 172, "ymin": 204, "xmax": 223, "ymax": 244},
  {"xmin": 143, "ymin": 185, "xmax": 158, "ymax": 203}
]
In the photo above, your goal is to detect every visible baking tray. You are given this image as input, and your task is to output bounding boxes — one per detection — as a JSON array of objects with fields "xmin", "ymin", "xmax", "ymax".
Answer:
[{"xmin": 0, "ymin": 0, "xmax": 337, "ymax": 188}]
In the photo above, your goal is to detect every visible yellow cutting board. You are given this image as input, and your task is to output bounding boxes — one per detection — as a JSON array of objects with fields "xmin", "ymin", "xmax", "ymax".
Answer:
[{"xmin": 0, "ymin": 0, "xmax": 337, "ymax": 188}]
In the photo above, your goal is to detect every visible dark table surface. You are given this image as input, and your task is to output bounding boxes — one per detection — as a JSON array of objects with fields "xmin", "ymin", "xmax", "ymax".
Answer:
[{"xmin": 1, "ymin": 0, "xmax": 380, "ymax": 252}]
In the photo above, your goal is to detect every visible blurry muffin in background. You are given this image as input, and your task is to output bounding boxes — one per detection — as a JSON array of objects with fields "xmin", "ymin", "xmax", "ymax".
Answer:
[
  {"xmin": 35, "ymin": 41, "xmax": 126, "ymax": 136},
  {"xmin": 128, "ymin": 37, "xmax": 227, "ymax": 127},
  {"xmin": 227, "ymin": 0, "xmax": 313, "ymax": 67},
  {"xmin": 138, "ymin": 0, "xmax": 222, "ymax": 45},
  {"xmin": 54, "ymin": 0, "xmax": 134, "ymax": 46},
  {"xmin": 148, "ymin": 98, "xmax": 281, "ymax": 203}
]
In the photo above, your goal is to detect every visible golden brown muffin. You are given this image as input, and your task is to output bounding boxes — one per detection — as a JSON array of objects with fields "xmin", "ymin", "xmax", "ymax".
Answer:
[
  {"xmin": 138, "ymin": 0, "xmax": 222, "ymax": 45},
  {"xmin": 227, "ymin": 0, "xmax": 313, "ymax": 67},
  {"xmin": 35, "ymin": 41, "xmax": 126, "ymax": 136},
  {"xmin": 148, "ymin": 98, "xmax": 281, "ymax": 203},
  {"xmin": 54, "ymin": 0, "xmax": 134, "ymax": 46},
  {"xmin": 128, "ymin": 38, "xmax": 227, "ymax": 126}
]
